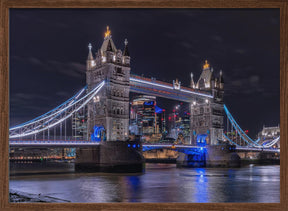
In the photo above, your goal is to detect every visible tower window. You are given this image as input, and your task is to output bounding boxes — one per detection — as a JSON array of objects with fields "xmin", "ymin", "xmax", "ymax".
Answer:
[{"xmin": 116, "ymin": 67, "xmax": 122, "ymax": 74}]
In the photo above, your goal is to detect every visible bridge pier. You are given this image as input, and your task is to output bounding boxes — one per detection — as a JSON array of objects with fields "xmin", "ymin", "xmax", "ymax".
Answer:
[
  {"xmin": 176, "ymin": 152, "xmax": 206, "ymax": 168},
  {"xmin": 75, "ymin": 139, "xmax": 144, "ymax": 173},
  {"xmin": 205, "ymin": 145, "xmax": 241, "ymax": 167}
]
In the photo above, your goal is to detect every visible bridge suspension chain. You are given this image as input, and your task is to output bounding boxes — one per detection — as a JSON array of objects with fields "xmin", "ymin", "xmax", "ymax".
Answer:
[
  {"xmin": 9, "ymin": 81, "xmax": 105, "ymax": 139},
  {"xmin": 223, "ymin": 104, "xmax": 279, "ymax": 148},
  {"xmin": 10, "ymin": 86, "xmax": 87, "ymax": 131},
  {"xmin": 224, "ymin": 104, "xmax": 261, "ymax": 147}
]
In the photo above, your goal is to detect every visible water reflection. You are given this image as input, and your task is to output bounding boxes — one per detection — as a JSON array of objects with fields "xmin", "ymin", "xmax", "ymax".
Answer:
[
  {"xmin": 9, "ymin": 164, "xmax": 280, "ymax": 203},
  {"xmin": 122, "ymin": 176, "xmax": 142, "ymax": 202}
]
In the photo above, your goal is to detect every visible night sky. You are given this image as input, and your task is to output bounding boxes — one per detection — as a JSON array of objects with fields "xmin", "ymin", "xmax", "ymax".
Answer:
[{"xmin": 9, "ymin": 9, "xmax": 280, "ymax": 138}]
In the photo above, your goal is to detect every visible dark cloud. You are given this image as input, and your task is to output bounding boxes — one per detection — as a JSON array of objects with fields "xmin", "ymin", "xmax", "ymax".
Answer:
[
  {"xmin": 210, "ymin": 35, "xmax": 223, "ymax": 43},
  {"xmin": 46, "ymin": 60, "xmax": 86, "ymax": 78},
  {"xmin": 12, "ymin": 56, "xmax": 86, "ymax": 78},
  {"xmin": 180, "ymin": 42, "xmax": 194, "ymax": 49},
  {"xmin": 56, "ymin": 91, "xmax": 71, "ymax": 97},
  {"xmin": 234, "ymin": 49, "xmax": 246, "ymax": 54}
]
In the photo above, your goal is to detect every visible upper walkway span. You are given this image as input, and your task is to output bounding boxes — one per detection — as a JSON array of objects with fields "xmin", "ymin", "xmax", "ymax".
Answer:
[{"xmin": 130, "ymin": 74, "xmax": 213, "ymax": 102}]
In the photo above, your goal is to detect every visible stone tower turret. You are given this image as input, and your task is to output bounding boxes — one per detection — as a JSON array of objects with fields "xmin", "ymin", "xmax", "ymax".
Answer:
[
  {"xmin": 86, "ymin": 43, "xmax": 95, "ymax": 71},
  {"xmin": 86, "ymin": 26, "xmax": 131, "ymax": 141},
  {"xmin": 190, "ymin": 60, "xmax": 224, "ymax": 146},
  {"xmin": 190, "ymin": 72, "xmax": 195, "ymax": 88}
]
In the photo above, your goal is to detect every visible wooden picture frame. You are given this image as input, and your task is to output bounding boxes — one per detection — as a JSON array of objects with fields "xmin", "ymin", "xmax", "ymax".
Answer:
[{"xmin": 1, "ymin": 0, "xmax": 287, "ymax": 210}]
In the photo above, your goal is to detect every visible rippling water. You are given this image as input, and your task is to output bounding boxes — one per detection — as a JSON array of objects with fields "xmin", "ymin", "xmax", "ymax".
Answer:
[{"xmin": 9, "ymin": 164, "xmax": 280, "ymax": 203}]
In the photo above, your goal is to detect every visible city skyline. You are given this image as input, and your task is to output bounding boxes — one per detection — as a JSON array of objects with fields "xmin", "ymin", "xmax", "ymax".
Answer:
[{"xmin": 9, "ymin": 9, "xmax": 279, "ymax": 138}]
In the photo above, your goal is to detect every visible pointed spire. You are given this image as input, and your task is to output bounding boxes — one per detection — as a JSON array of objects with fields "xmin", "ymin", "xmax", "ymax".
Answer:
[
  {"xmin": 104, "ymin": 26, "xmax": 111, "ymax": 38},
  {"xmin": 219, "ymin": 70, "xmax": 224, "ymax": 83},
  {"xmin": 101, "ymin": 26, "xmax": 117, "ymax": 53},
  {"xmin": 87, "ymin": 43, "xmax": 93, "ymax": 60},
  {"xmin": 123, "ymin": 39, "xmax": 129, "ymax": 56},
  {"xmin": 190, "ymin": 72, "xmax": 195, "ymax": 88},
  {"xmin": 203, "ymin": 60, "xmax": 210, "ymax": 69},
  {"xmin": 210, "ymin": 68, "xmax": 215, "ymax": 81}
]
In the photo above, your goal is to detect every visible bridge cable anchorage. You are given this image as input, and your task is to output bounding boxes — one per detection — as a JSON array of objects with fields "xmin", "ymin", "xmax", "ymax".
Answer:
[
  {"xmin": 223, "ymin": 104, "xmax": 280, "ymax": 149},
  {"xmin": 9, "ymin": 81, "xmax": 105, "ymax": 139}
]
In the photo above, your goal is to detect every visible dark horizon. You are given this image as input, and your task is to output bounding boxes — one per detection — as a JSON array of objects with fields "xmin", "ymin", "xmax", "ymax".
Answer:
[{"xmin": 9, "ymin": 9, "xmax": 280, "ymax": 138}]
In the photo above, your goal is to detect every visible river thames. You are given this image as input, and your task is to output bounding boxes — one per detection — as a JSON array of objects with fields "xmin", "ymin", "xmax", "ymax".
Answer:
[{"xmin": 9, "ymin": 163, "xmax": 279, "ymax": 203}]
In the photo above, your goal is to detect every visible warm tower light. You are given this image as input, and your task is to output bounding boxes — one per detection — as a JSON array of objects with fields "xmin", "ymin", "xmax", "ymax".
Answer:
[
  {"xmin": 105, "ymin": 26, "xmax": 111, "ymax": 38},
  {"xmin": 203, "ymin": 60, "xmax": 210, "ymax": 69}
]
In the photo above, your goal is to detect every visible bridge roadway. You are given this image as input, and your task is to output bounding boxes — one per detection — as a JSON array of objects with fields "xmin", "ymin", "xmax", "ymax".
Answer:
[{"xmin": 9, "ymin": 140, "xmax": 280, "ymax": 153}]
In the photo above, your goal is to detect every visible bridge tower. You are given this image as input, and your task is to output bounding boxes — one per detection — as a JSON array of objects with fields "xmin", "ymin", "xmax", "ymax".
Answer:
[
  {"xmin": 76, "ymin": 27, "xmax": 143, "ymax": 173},
  {"xmin": 190, "ymin": 60, "xmax": 224, "ymax": 145},
  {"xmin": 86, "ymin": 26, "xmax": 131, "ymax": 141}
]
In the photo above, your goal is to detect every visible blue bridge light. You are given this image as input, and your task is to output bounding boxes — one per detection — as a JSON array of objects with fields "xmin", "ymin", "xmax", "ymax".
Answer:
[
  {"xmin": 91, "ymin": 125, "xmax": 106, "ymax": 142},
  {"xmin": 196, "ymin": 134, "xmax": 207, "ymax": 147}
]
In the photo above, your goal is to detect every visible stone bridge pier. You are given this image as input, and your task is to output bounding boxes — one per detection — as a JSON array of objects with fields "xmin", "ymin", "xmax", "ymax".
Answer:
[
  {"xmin": 75, "ymin": 139, "xmax": 144, "ymax": 173},
  {"xmin": 175, "ymin": 145, "xmax": 240, "ymax": 168}
]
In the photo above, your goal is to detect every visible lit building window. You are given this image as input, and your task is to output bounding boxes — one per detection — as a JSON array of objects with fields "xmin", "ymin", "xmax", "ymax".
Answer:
[{"xmin": 102, "ymin": 56, "xmax": 106, "ymax": 62}]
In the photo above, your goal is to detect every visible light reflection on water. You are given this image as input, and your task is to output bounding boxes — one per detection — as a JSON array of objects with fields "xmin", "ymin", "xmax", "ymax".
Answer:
[{"xmin": 9, "ymin": 164, "xmax": 280, "ymax": 203}]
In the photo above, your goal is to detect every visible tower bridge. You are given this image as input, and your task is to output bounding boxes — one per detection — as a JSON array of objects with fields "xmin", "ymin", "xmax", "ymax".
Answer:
[{"xmin": 9, "ymin": 27, "xmax": 280, "ymax": 171}]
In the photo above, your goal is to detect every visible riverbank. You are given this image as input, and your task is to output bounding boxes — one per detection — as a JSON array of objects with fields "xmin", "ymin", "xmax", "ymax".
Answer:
[{"xmin": 9, "ymin": 189, "xmax": 71, "ymax": 203}]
